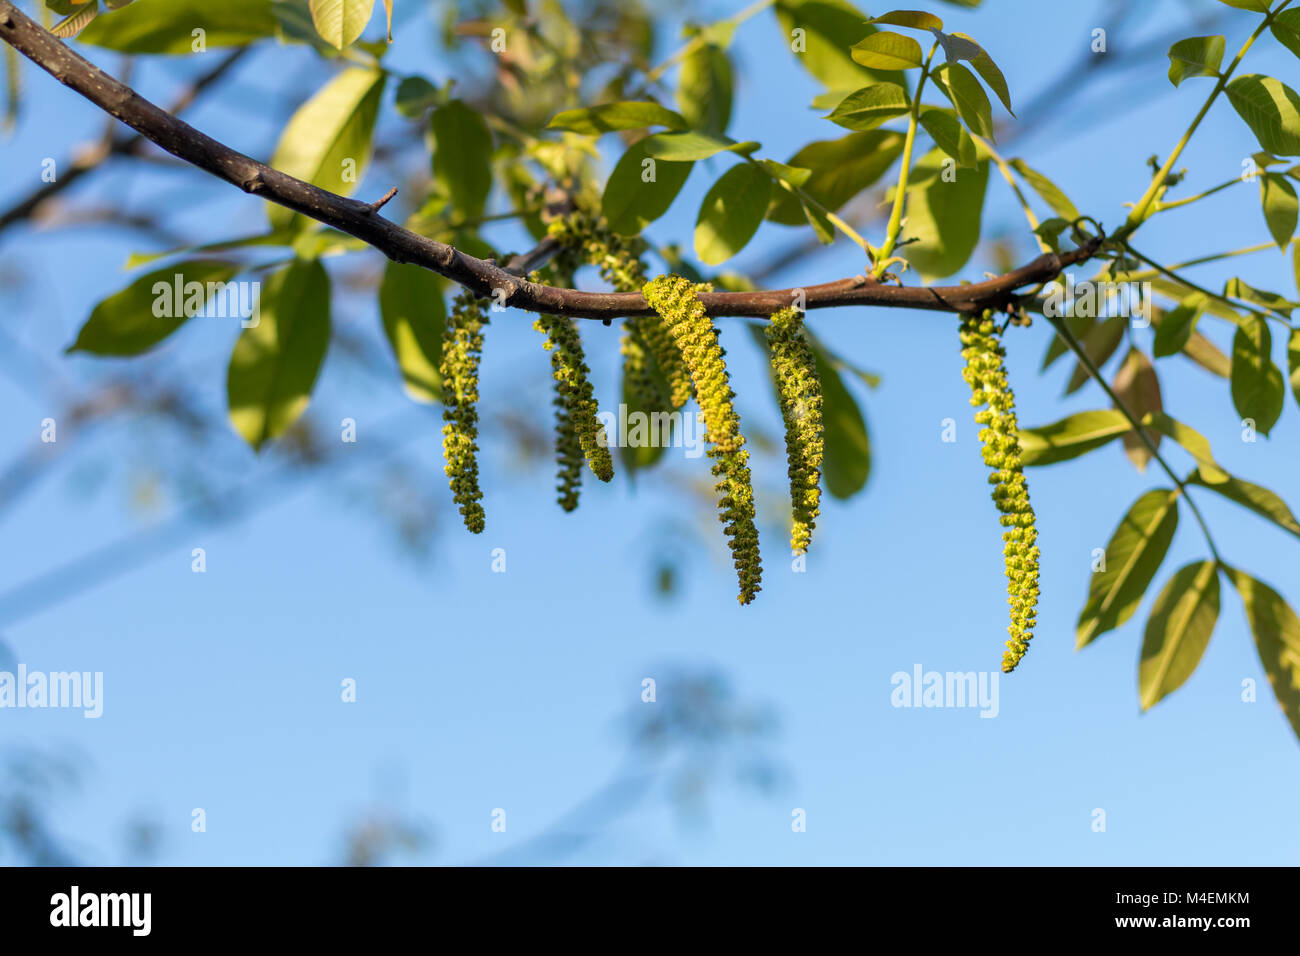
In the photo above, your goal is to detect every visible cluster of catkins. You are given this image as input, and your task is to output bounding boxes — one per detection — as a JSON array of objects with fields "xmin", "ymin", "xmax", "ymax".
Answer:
[
  {"xmin": 438, "ymin": 211, "xmax": 826, "ymax": 607},
  {"xmin": 765, "ymin": 307, "xmax": 824, "ymax": 556},
  {"xmin": 643, "ymin": 275, "xmax": 763, "ymax": 605},
  {"xmin": 959, "ymin": 310, "xmax": 1040, "ymax": 672},
  {"xmin": 440, "ymin": 290, "xmax": 488, "ymax": 533},
  {"xmin": 548, "ymin": 214, "xmax": 691, "ymax": 413}
]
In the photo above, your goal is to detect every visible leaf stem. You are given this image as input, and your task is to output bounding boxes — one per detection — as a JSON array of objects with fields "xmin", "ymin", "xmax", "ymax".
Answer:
[
  {"xmin": 1123, "ymin": 0, "xmax": 1291, "ymax": 234},
  {"xmin": 1045, "ymin": 314, "xmax": 1224, "ymax": 564},
  {"xmin": 873, "ymin": 41, "xmax": 939, "ymax": 278}
]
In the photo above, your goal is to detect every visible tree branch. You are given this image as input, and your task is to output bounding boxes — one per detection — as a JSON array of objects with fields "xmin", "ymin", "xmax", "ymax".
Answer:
[{"xmin": 0, "ymin": 2, "xmax": 1100, "ymax": 320}]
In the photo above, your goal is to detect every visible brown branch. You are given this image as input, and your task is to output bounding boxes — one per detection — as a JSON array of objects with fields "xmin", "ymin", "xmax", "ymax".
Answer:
[
  {"xmin": 0, "ymin": 2, "xmax": 1100, "ymax": 319},
  {"xmin": 0, "ymin": 43, "xmax": 248, "ymax": 231}
]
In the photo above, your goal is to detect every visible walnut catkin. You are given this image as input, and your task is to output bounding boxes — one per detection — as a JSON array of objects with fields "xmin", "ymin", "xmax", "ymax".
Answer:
[
  {"xmin": 549, "ymin": 212, "xmax": 691, "ymax": 410},
  {"xmin": 959, "ymin": 311, "xmax": 1040, "ymax": 672},
  {"xmin": 766, "ymin": 306, "xmax": 824, "ymax": 555},
  {"xmin": 440, "ymin": 290, "xmax": 487, "ymax": 533},
  {"xmin": 534, "ymin": 313, "xmax": 614, "ymax": 509},
  {"xmin": 644, "ymin": 275, "xmax": 762, "ymax": 605}
]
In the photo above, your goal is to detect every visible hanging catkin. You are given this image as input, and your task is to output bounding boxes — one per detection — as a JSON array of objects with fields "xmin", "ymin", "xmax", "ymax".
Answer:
[
  {"xmin": 440, "ymin": 290, "xmax": 487, "ymax": 533},
  {"xmin": 959, "ymin": 311, "xmax": 1040, "ymax": 672},
  {"xmin": 766, "ymin": 306, "xmax": 824, "ymax": 556},
  {"xmin": 534, "ymin": 313, "xmax": 614, "ymax": 509},
  {"xmin": 644, "ymin": 275, "xmax": 762, "ymax": 604}
]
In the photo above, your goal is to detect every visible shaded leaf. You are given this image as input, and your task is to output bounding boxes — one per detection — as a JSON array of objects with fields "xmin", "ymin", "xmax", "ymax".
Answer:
[
  {"xmin": 68, "ymin": 261, "xmax": 240, "ymax": 356},
  {"xmin": 1190, "ymin": 469, "xmax": 1300, "ymax": 540},
  {"xmin": 1113, "ymin": 347, "xmax": 1162, "ymax": 471},
  {"xmin": 1230, "ymin": 316, "xmax": 1285, "ymax": 435},
  {"xmin": 1140, "ymin": 561, "xmax": 1220, "ymax": 710},
  {"xmin": 432, "ymin": 99, "xmax": 494, "ymax": 221},
  {"xmin": 1224, "ymin": 566, "xmax": 1300, "ymax": 744},
  {"xmin": 379, "ymin": 261, "xmax": 444, "ymax": 403},
  {"xmin": 695, "ymin": 163, "xmax": 772, "ymax": 265},
  {"xmin": 547, "ymin": 101, "xmax": 688, "ymax": 134},
  {"xmin": 1167, "ymin": 35, "xmax": 1225, "ymax": 87},
  {"xmin": 601, "ymin": 139, "xmax": 693, "ymax": 235},
  {"xmin": 227, "ymin": 259, "xmax": 331, "ymax": 451}
]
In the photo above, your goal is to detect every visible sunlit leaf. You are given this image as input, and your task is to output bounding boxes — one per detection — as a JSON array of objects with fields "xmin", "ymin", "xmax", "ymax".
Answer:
[{"xmin": 1077, "ymin": 489, "xmax": 1180, "ymax": 649}]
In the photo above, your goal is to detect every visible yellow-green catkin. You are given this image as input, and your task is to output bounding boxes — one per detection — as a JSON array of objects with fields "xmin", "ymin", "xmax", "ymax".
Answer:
[
  {"xmin": 550, "ymin": 212, "xmax": 692, "ymax": 410},
  {"xmin": 440, "ymin": 290, "xmax": 487, "ymax": 533},
  {"xmin": 534, "ymin": 313, "xmax": 614, "ymax": 510},
  {"xmin": 959, "ymin": 310, "xmax": 1040, "ymax": 672},
  {"xmin": 644, "ymin": 275, "xmax": 762, "ymax": 605},
  {"xmin": 766, "ymin": 307, "xmax": 824, "ymax": 556}
]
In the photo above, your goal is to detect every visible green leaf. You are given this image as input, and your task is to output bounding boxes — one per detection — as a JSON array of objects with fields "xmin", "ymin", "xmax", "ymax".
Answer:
[
  {"xmin": 1290, "ymin": 327, "xmax": 1300, "ymax": 409},
  {"xmin": 947, "ymin": 32, "xmax": 1013, "ymax": 116},
  {"xmin": 601, "ymin": 139, "xmax": 693, "ymax": 235},
  {"xmin": 394, "ymin": 76, "xmax": 439, "ymax": 118},
  {"xmin": 694, "ymin": 163, "xmax": 772, "ymax": 265},
  {"xmin": 678, "ymin": 43, "xmax": 733, "ymax": 136},
  {"xmin": 268, "ymin": 68, "xmax": 385, "ymax": 231},
  {"xmin": 919, "ymin": 109, "xmax": 976, "ymax": 168},
  {"xmin": 1153, "ymin": 293, "xmax": 1206, "ymax": 358},
  {"xmin": 1140, "ymin": 561, "xmax": 1220, "ymax": 710},
  {"xmin": 642, "ymin": 131, "xmax": 758, "ymax": 161},
  {"xmin": 1223, "ymin": 567, "xmax": 1300, "ymax": 743},
  {"xmin": 1230, "ymin": 316, "xmax": 1285, "ymax": 435},
  {"xmin": 813, "ymin": 342, "xmax": 870, "ymax": 499},
  {"xmin": 938, "ymin": 61, "xmax": 994, "ymax": 140},
  {"xmin": 850, "ymin": 31, "xmax": 923, "ymax": 70},
  {"xmin": 758, "ymin": 159, "xmax": 813, "ymax": 189},
  {"xmin": 546, "ymin": 101, "xmax": 688, "ymax": 135},
  {"xmin": 1224, "ymin": 276, "xmax": 1295, "ymax": 317},
  {"xmin": 1189, "ymin": 469, "xmax": 1300, "ymax": 541},
  {"xmin": 1019, "ymin": 409, "xmax": 1132, "ymax": 466},
  {"xmin": 379, "ymin": 261, "xmax": 444, "ymax": 403},
  {"xmin": 1141, "ymin": 412, "xmax": 1229, "ymax": 484},
  {"xmin": 76, "ymin": 0, "xmax": 278, "ymax": 52},
  {"xmin": 1225, "ymin": 74, "xmax": 1300, "ymax": 157},
  {"xmin": 1215, "ymin": 0, "xmax": 1272, "ymax": 11},
  {"xmin": 1261, "ymin": 172, "xmax": 1299, "ymax": 250},
  {"xmin": 308, "ymin": 0, "xmax": 376, "ymax": 50},
  {"xmin": 898, "ymin": 151, "xmax": 988, "ymax": 280},
  {"xmin": 773, "ymin": 0, "xmax": 905, "ymax": 93},
  {"xmin": 825, "ymin": 82, "xmax": 910, "ymax": 131},
  {"xmin": 1077, "ymin": 489, "xmax": 1180, "ymax": 649},
  {"xmin": 1272, "ymin": 9, "xmax": 1300, "ymax": 61},
  {"xmin": 1167, "ymin": 35, "xmax": 1225, "ymax": 87},
  {"xmin": 68, "ymin": 261, "xmax": 240, "ymax": 356},
  {"xmin": 227, "ymin": 258, "xmax": 331, "ymax": 451},
  {"xmin": 1009, "ymin": 158, "xmax": 1080, "ymax": 220},
  {"xmin": 867, "ymin": 11, "xmax": 943, "ymax": 31},
  {"xmin": 766, "ymin": 131, "xmax": 904, "ymax": 226},
  {"xmin": 431, "ymin": 99, "xmax": 494, "ymax": 221}
]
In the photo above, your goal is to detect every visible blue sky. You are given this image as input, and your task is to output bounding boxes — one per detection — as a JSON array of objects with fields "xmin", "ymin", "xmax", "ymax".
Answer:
[{"xmin": 1, "ymin": 0, "xmax": 1298, "ymax": 866}]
